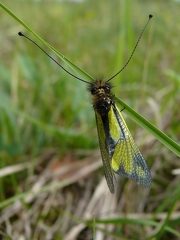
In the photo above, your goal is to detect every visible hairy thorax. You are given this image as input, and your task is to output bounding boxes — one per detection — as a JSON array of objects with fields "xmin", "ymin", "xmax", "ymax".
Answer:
[{"xmin": 88, "ymin": 80, "xmax": 114, "ymax": 116}]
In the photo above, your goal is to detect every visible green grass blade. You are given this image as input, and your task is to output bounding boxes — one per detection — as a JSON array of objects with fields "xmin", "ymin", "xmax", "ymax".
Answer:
[
  {"xmin": 115, "ymin": 96, "xmax": 180, "ymax": 157},
  {"xmin": 87, "ymin": 217, "xmax": 180, "ymax": 238}
]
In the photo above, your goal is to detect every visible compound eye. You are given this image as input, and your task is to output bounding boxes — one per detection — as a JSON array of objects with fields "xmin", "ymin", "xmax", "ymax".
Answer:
[{"xmin": 91, "ymin": 86, "xmax": 97, "ymax": 95}]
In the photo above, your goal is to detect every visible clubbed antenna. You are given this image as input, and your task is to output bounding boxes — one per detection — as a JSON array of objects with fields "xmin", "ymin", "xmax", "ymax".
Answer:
[
  {"xmin": 106, "ymin": 14, "xmax": 153, "ymax": 83},
  {"xmin": 18, "ymin": 32, "xmax": 91, "ymax": 85}
]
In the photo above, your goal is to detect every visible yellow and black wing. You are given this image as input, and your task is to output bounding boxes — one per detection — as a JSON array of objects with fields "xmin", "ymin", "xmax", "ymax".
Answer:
[
  {"xmin": 95, "ymin": 104, "xmax": 151, "ymax": 193},
  {"xmin": 109, "ymin": 104, "xmax": 152, "ymax": 188}
]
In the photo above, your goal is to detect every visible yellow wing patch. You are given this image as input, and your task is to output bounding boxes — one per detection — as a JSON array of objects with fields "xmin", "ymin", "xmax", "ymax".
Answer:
[
  {"xmin": 111, "ymin": 105, "xmax": 151, "ymax": 188},
  {"xmin": 108, "ymin": 108, "xmax": 121, "ymax": 141},
  {"xmin": 96, "ymin": 104, "xmax": 151, "ymax": 193}
]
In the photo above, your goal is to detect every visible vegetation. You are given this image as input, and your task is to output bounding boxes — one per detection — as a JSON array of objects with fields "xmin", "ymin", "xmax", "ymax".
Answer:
[{"xmin": 0, "ymin": 0, "xmax": 180, "ymax": 239}]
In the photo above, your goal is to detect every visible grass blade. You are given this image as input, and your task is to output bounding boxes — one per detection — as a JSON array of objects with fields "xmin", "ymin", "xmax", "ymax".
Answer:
[{"xmin": 115, "ymin": 96, "xmax": 180, "ymax": 157}]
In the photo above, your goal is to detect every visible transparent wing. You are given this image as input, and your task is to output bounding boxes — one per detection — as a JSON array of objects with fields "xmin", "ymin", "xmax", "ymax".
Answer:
[
  {"xmin": 95, "ymin": 111, "xmax": 115, "ymax": 194},
  {"xmin": 111, "ymin": 105, "xmax": 152, "ymax": 188}
]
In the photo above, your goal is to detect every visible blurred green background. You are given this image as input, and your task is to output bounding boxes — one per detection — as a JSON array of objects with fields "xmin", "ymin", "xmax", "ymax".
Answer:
[{"xmin": 0, "ymin": 0, "xmax": 180, "ymax": 239}]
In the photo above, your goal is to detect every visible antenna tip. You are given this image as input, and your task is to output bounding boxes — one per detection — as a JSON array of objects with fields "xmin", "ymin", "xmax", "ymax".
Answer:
[
  {"xmin": 18, "ymin": 31, "xmax": 24, "ymax": 36},
  {"xmin": 149, "ymin": 14, "xmax": 153, "ymax": 19}
]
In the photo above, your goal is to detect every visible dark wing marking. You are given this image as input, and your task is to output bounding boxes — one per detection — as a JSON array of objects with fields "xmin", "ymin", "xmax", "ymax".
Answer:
[{"xmin": 95, "ymin": 111, "xmax": 115, "ymax": 193}]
